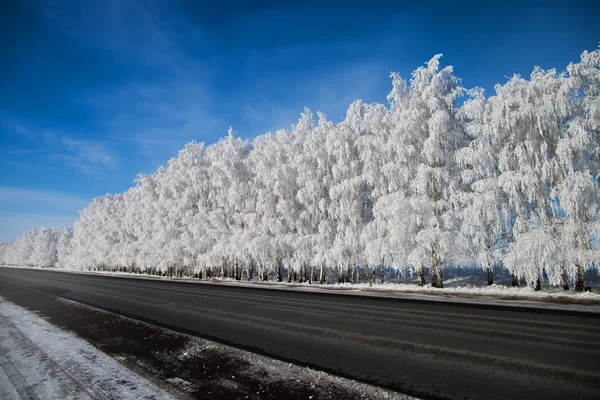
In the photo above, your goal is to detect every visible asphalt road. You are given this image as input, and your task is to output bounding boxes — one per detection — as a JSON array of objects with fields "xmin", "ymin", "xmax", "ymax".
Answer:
[{"xmin": 1, "ymin": 268, "xmax": 599, "ymax": 400}]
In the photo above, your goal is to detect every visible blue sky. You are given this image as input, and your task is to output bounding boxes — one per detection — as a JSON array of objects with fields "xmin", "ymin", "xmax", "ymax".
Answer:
[{"xmin": 0, "ymin": 0, "xmax": 598, "ymax": 241}]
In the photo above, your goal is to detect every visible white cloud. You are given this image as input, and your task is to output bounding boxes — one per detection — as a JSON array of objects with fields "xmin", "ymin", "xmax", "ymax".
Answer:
[
  {"xmin": 60, "ymin": 137, "xmax": 116, "ymax": 167},
  {"xmin": 0, "ymin": 113, "xmax": 37, "ymax": 140},
  {"xmin": 0, "ymin": 186, "xmax": 88, "ymax": 209},
  {"xmin": 1, "ymin": 111, "xmax": 119, "ymax": 176}
]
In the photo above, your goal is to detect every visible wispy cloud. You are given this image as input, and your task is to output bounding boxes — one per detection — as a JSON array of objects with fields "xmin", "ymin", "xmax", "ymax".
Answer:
[
  {"xmin": 0, "ymin": 186, "xmax": 88, "ymax": 209},
  {"xmin": 1, "ymin": 113, "xmax": 119, "ymax": 176},
  {"xmin": 54, "ymin": 137, "xmax": 117, "ymax": 175},
  {"xmin": 61, "ymin": 138, "xmax": 114, "ymax": 166},
  {"xmin": 0, "ymin": 113, "xmax": 37, "ymax": 140}
]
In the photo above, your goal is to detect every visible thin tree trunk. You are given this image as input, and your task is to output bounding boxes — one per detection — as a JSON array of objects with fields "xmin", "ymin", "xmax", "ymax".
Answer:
[
  {"xmin": 261, "ymin": 263, "xmax": 268, "ymax": 282},
  {"xmin": 511, "ymin": 273, "xmax": 519, "ymax": 287},
  {"xmin": 418, "ymin": 266, "xmax": 426, "ymax": 286},
  {"xmin": 561, "ymin": 265, "xmax": 569, "ymax": 290},
  {"xmin": 485, "ymin": 240, "xmax": 493, "ymax": 285},
  {"xmin": 276, "ymin": 258, "xmax": 283, "ymax": 282},
  {"xmin": 436, "ymin": 264, "xmax": 443, "ymax": 289},
  {"xmin": 380, "ymin": 256, "xmax": 385, "ymax": 284},
  {"xmin": 576, "ymin": 264, "xmax": 585, "ymax": 291},
  {"xmin": 430, "ymin": 265, "xmax": 438, "ymax": 288},
  {"xmin": 319, "ymin": 262, "xmax": 325, "ymax": 284}
]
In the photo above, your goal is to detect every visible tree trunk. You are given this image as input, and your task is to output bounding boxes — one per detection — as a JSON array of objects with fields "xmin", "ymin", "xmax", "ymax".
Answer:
[
  {"xmin": 436, "ymin": 265, "xmax": 443, "ymax": 289},
  {"xmin": 576, "ymin": 264, "xmax": 585, "ymax": 291},
  {"xmin": 262, "ymin": 263, "xmax": 268, "ymax": 282},
  {"xmin": 247, "ymin": 259, "xmax": 254, "ymax": 281},
  {"xmin": 319, "ymin": 262, "xmax": 325, "ymax": 284},
  {"xmin": 276, "ymin": 258, "xmax": 283, "ymax": 282},
  {"xmin": 561, "ymin": 266, "xmax": 569, "ymax": 290},
  {"xmin": 380, "ymin": 256, "xmax": 385, "ymax": 284},
  {"xmin": 535, "ymin": 277, "xmax": 542, "ymax": 291},
  {"xmin": 417, "ymin": 266, "xmax": 426, "ymax": 286},
  {"xmin": 484, "ymin": 239, "xmax": 493, "ymax": 285},
  {"xmin": 511, "ymin": 273, "xmax": 519, "ymax": 287},
  {"xmin": 430, "ymin": 266, "xmax": 438, "ymax": 288}
]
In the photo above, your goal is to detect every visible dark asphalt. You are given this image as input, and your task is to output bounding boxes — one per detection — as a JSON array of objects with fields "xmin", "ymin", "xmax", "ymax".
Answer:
[{"xmin": 1, "ymin": 268, "xmax": 599, "ymax": 400}]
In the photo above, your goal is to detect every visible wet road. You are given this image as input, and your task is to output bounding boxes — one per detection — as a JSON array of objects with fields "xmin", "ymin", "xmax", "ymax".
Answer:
[{"xmin": 1, "ymin": 267, "xmax": 599, "ymax": 400}]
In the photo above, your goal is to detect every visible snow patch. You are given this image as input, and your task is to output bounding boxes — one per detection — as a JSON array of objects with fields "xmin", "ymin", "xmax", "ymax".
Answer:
[{"xmin": 0, "ymin": 296, "xmax": 175, "ymax": 399}]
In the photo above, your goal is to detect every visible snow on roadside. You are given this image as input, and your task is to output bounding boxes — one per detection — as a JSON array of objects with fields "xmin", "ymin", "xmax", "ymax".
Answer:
[
  {"xmin": 163, "ymin": 336, "xmax": 417, "ymax": 400},
  {"xmin": 0, "ymin": 296, "xmax": 175, "ymax": 400}
]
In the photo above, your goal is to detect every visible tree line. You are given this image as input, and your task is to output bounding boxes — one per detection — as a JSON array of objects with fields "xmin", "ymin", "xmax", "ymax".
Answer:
[{"xmin": 1, "ymin": 47, "xmax": 599, "ymax": 291}]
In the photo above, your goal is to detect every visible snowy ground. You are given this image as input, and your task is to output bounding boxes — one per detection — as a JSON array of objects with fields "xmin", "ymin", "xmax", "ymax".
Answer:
[{"xmin": 0, "ymin": 296, "xmax": 175, "ymax": 400}]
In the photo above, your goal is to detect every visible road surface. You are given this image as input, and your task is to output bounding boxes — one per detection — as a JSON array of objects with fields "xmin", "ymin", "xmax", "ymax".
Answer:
[{"xmin": 1, "ymin": 267, "xmax": 599, "ymax": 400}]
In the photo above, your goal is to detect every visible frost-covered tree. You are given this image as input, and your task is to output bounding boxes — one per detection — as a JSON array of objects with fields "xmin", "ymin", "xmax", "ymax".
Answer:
[
  {"xmin": 2, "ymin": 226, "xmax": 72, "ymax": 268},
  {"xmin": 249, "ymin": 118, "xmax": 306, "ymax": 281},
  {"xmin": 0, "ymin": 242, "xmax": 9, "ymax": 265},
  {"xmin": 327, "ymin": 100, "xmax": 376, "ymax": 283},
  {"xmin": 401, "ymin": 55, "xmax": 465, "ymax": 288},
  {"xmin": 456, "ymin": 88, "xmax": 506, "ymax": 285},
  {"xmin": 496, "ymin": 47, "xmax": 600, "ymax": 289},
  {"xmin": 554, "ymin": 48, "xmax": 600, "ymax": 290},
  {"xmin": 296, "ymin": 111, "xmax": 336, "ymax": 282}
]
